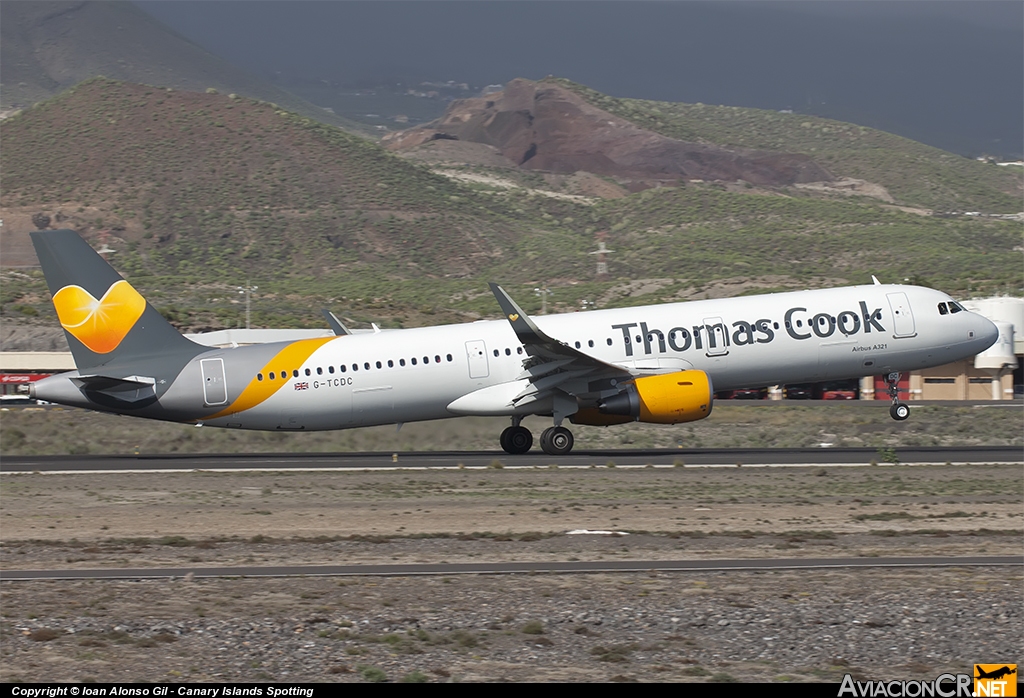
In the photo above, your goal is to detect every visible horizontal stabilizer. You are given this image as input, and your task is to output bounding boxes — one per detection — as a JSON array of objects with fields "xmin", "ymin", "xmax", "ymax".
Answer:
[{"xmin": 71, "ymin": 374, "xmax": 157, "ymax": 402}]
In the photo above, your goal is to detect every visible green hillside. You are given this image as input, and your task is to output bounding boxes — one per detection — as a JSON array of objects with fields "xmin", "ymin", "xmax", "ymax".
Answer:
[
  {"xmin": 2, "ymin": 78, "xmax": 1020, "ymax": 334},
  {"xmin": 554, "ymin": 79, "xmax": 1022, "ymax": 214},
  {"xmin": 1, "ymin": 79, "xmax": 539, "ymax": 278}
]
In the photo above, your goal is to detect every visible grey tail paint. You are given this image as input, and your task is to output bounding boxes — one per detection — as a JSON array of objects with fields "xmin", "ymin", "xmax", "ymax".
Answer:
[{"xmin": 31, "ymin": 229, "xmax": 205, "ymax": 372}]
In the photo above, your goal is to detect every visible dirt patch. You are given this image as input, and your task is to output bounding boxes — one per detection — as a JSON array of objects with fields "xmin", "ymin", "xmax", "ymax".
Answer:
[
  {"xmin": 397, "ymin": 139, "xmax": 517, "ymax": 168},
  {"xmin": 1, "ymin": 464, "xmax": 1018, "ymax": 548},
  {"xmin": 795, "ymin": 178, "xmax": 895, "ymax": 203}
]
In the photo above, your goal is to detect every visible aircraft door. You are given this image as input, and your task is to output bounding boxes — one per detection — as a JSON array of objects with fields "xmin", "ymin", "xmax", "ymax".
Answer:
[
  {"xmin": 201, "ymin": 358, "xmax": 228, "ymax": 406},
  {"xmin": 466, "ymin": 340, "xmax": 489, "ymax": 379},
  {"xmin": 886, "ymin": 292, "xmax": 916, "ymax": 338},
  {"xmin": 703, "ymin": 318, "xmax": 730, "ymax": 357}
]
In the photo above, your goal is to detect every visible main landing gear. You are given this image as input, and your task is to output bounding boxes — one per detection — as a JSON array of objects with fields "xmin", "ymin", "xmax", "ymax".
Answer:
[
  {"xmin": 499, "ymin": 419, "xmax": 575, "ymax": 455},
  {"xmin": 885, "ymin": 372, "xmax": 910, "ymax": 421},
  {"xmin": 539, "ymin": 426, "xmax": 574, "ymax": 455},
  {"xmin": 499, "ymin": 422, "xmax": 533, "ymax": 455}
]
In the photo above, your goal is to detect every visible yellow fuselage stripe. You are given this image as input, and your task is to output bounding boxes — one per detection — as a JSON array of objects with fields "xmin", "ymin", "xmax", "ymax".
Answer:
[{"xmin": 205, "ymin": 337, "xmax": 336, "ymax": 420}]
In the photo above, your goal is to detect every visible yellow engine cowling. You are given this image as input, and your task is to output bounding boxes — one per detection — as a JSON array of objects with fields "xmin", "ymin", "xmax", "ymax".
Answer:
[{"xmin": 591, "ymin": 369, "xmax": 714, "ymax": 425}]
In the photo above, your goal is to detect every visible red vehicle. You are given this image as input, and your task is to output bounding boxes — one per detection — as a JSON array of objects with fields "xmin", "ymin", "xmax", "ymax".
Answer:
[
  {"xmin": 716, "ymin": 387, "xmax": 768, "ymax": 400},
  {"xmin": 821, "ymin": 380, "xmax": 859, "ymax": 400}
]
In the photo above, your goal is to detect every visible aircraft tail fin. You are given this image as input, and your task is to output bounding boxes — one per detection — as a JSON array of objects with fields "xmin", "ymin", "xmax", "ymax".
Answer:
[{"xmin": 31, "ymin": 229, "xmax": 202, "ymax": 371}]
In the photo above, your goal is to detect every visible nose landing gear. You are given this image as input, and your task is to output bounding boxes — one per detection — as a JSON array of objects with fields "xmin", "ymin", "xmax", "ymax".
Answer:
[{"xmin": 885, "ymin": 372, "xmax": 910, "ymax": 421}]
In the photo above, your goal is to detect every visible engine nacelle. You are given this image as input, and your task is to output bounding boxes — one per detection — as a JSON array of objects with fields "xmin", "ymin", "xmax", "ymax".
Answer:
[{"xmin": 592, "ymin": 369, "xmax": 714, "ymax": 425}]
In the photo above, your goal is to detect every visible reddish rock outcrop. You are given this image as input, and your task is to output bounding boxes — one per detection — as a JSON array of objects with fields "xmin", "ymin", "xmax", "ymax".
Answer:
[{"xmin": 384, "ymin": 79, "xmax": 832, "ymax": 186}]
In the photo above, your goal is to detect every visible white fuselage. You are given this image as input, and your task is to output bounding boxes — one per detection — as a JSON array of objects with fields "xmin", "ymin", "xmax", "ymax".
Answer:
[{"xmin": 160, "ymin": 283, "xmax": 996, "ymax": 431}]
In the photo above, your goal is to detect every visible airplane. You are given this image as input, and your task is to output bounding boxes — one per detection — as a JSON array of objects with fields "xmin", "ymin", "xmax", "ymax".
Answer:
[
  {"xmin": 29, "ymin": 229, "xmax": 999, "ymax": 455},
  {"xmin": 975, "ymin": 666, "xmax": 1017, "ymax": 681}
]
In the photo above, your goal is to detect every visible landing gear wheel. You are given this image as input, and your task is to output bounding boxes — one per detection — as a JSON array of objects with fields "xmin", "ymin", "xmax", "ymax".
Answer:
[
  {"xmin": 889, "ymin": 402, "xmax": 910, "ymax": 421},
  {"xmin": 540, "ymin": 426, "xmax": 574, "ymax": 456},
  {"xmin": 500, "ymin": 426, "xmax": 533, "ymax": 454}
]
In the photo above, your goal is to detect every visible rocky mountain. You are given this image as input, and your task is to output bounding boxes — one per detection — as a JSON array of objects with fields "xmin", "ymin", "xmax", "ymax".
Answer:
[
  {"xmin": 0, "ymin": 1, "xmax": 362, "ymax": 132},
  {"xmin": 383, "ymin": 78, "xmax": 833, "ymax": 189}
]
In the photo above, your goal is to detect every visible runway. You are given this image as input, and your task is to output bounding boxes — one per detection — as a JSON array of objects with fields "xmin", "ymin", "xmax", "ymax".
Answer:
[
  {"xmin": 2, "ymin": 445, "xmax": 1021, "ymax": 473},
  {"xmin": 2, "ymin": 555, "xmax": 1020, "ymax": 581}
]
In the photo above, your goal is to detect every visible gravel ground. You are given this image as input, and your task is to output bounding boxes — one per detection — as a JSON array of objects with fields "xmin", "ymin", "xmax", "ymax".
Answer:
[
  {"xmin": 2, "ymin": 567, "xmax": 1020, "ymax": 683},
  {"xmin": 1, "ymin": 463, "xmax": 1021, "ymax": 683}
]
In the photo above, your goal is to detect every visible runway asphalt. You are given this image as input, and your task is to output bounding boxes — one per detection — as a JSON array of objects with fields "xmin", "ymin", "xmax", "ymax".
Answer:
[
  {"xmin": 1, "ymin": 446, "xmax": 1020, "ymax": 473},
  {"xmin": 2, "ymin": 556, "xmax": 1020, "ymax": 581}
]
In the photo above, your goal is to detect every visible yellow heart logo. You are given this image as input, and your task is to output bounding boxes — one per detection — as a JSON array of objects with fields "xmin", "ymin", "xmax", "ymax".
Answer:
[
  {"xmin": 53, "ymin": 280, "xmax": 146, "ymax": 354},
  {"xmin": 508, "ymin": 313, "xmax": 519, "ymax": 322}
]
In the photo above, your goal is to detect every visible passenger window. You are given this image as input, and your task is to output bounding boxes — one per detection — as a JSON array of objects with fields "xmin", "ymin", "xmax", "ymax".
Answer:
[
  {"xmin": 505, "ymin": 348, "xmax": 511, "ymax": 355},
  {"xmin": 606, "ymin": 338, "xmax": 613, "ymax": 346},
  {"xmin": 574, "ymin": 341, "xmax": 581, "ymax": 349},
  {"xmin": 376, "ymin": 361, "xmax": 382, "ymax": 369},
  {"xmin": 305, "ymin": 368, "xmax": 311, "ymax": 376},
  {"xmin": 447, "ymin": 354, "xmax": 453, "ymax": 362},
  {"xmin": 316, "ymin": 367, "xmax": 323, "ymax": 375},
  {"xmin": 352, "ymin": 364, "xmax": 358, "ymax": 372},
  {"xmin": 257, "ymin": 373, "xmax": 264, "ymax": 381},
  {"xmin": 340, "ymin": 365, "xmax": 346, "ymax": 373},
  {"xmin": 435, "ymin": 355, "xmax": 441, "ymax": 363},
  {"xmin": 411, "ymin": 358, "xmax": 417, "ymax": 365},
  {"xmin": 364, "ymin": 362, "xmax": 370, "ymax": 371},
  {"xmin": 388, "ymin": 360, "xmax": 394, "ymax": 368},
  {"xmin": 400, "ymin": 358, "xmax": 406, "ymax": 366},
  {"xmin": 269, "ymin": 373, "xmax": 275, "ymax": 381},
  {"xmin": 493, "ymin": 349, "xmax": 499, "ymax": 357},
  {"xmin": 588, "ymin": 340, "xmax": 594, "ymax": 348},
  {"xmin": 329, "ymin": 366, "xmax": 335, "ymax": 374},
  {"xmin": 280, "ymin": 371, "xmax": 287, "ymax": 379},
  {"xmin": 292, "ymin": 370, "xmax": 299, "ymax": 378},
  {"xmin": 938, "ymin": 303, "xmax": 948, "ymax": 315},
  {"xmin": 517, "ymin": 347, "xmax": 523, "ymax": 354}
]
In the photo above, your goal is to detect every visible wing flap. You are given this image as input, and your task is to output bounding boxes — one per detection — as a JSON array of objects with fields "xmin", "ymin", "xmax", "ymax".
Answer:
[{"xmin": 489, "ymin": 283, "xmax": 633, "ymax": 403}]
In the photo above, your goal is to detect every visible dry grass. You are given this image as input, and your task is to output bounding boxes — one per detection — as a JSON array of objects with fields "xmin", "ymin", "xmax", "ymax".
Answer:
[{"xmin": 1, "ymin": 403, "xmax": 1020, "ymax": 457}]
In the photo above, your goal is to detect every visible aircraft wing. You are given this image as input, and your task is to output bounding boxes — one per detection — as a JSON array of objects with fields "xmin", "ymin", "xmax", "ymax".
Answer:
[{"xmin": 489, "ymin": 283, "xmax": 633, "ymax": 406}]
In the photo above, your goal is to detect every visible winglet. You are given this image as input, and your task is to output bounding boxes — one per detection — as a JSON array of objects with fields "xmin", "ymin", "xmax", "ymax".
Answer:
[
  {"xmin": 321, "ymin": 309, "xmax": 351, "ymax": 336},
  {"xmin": 489, "ymin": 283, "xmax": 552, "ymax": 345},
  {"xmin": 871, "ymin": 275, "xmax": 881, "ymax": 285}
]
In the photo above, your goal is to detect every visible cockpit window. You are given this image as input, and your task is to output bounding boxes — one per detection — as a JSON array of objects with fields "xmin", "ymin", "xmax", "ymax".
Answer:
[
  {"xmin": 949, "ymin": 302, "xmax": 963, "ymax": 314},
  {"xmin": 938, "ymin": 303, "xmax": 948, "ymax": 315}
]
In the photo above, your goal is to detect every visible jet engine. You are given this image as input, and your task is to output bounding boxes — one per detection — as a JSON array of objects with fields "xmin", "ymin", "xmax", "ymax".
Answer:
[{"xmin": 573, "ymin": 370, "xmax": 713, "ymax": 425}]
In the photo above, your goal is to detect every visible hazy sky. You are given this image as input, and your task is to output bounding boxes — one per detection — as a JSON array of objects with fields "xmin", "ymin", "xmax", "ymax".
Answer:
[{"xmin": 136, "ymin": 1, "xmax": 1023, "ymax": 157}]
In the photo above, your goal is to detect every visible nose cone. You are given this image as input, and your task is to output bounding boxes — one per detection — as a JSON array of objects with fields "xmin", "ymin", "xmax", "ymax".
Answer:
[{"xmin": 972, "ymin": 313, "xmax": 999, "ymax": 352}]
